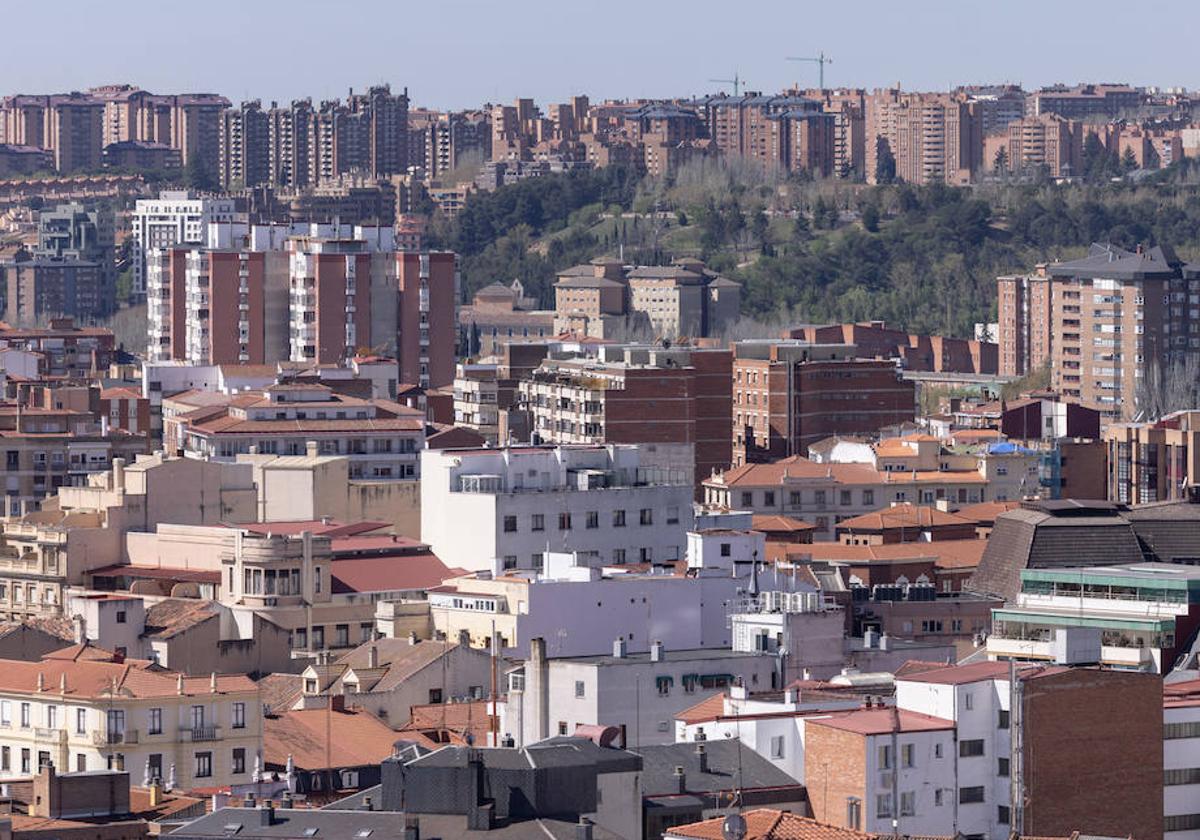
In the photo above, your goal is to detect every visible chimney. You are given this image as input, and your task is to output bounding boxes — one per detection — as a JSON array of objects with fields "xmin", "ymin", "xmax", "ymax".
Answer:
[
  {"xmin": 879, "ymin": 633, "xmax": 890, "ymax": 651},
  {"xmin": 612, "ymin": 638, "xmax": 627, "ymax": 658},
  {"xmin": 458, "ymin": 628, "xmax": 471, "ymax": 647},
  {"xmin": 650, "ymin": 640, "xmax": 664, "ymax": 662},
  {"xmin": 865, "ymin": 696, "xmax": 874, "ymax": 709},
  {"xmin": 112, "ymin": 457, "xmax": 125, "ymax": 490},
  {"xmin": 784, "ymin": 686, "xmax": 799, "ymax": 704},
  {"xmin": 148, "ymin": 778, "xmax": 162, "ymax": 808},
  {"xmin": 360, "ymin": 796, "xmax": 373, "ymax": 812},
  {"xmin": 71, "ymin": 614, "xmax": 86, "ymax": 644},
  {"xmin": 402, "ymin": 816, "xmax": 420, "ymax": 840},
  {"xmin": 673, "ymin": 765, "xmax": 686, "ymax": 794},
  {"xmin": 280, "ymin": 792, "xmax": 293, "ymax": 809},
  {"xmin": 695, "ymin": 744, "xmax": 708, "ymax": 774},
  {"xmin": 367, "ymin": 645, "xmax": 378, "ymax": 669},
  {"xmin": 306, "ymin": 441, "xmax": 318, "ymax": 458},
  {"xmin": 244, "ymin": 793, "xmax": 256, "ymax": 809},
  {"xmin": 863, "ymin": 628, "xmax": 878, "ymax": 649},
  {"xmin": 575, "ymin": 817, "xmax": 594, "ymax": 840},
  {"xmin": 258, "ymin": 802, "xmax": 275, "ymax": 827},
  {"xmin": 408, "ymin": 631, "xmax": 419, "ymax": 646}
]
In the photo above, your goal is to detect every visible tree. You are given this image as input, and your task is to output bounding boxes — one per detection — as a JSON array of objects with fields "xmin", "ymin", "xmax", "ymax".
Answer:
[
  {"xmin": 874, "ymin": 137, "xmax": 897, "ymax": 184},
  {"xmin": 993, "ymin": 146, "xmax": 1009, "ymax": 174},
  {"xmin": 750, "ymin": 210, "xmax": 769, "ymax": 252},
  {"xmin": 676, "ymin": 210, "xmax": 688, "ymax": 227},
  {"xmin": 184, "ymin": 154, "xmax": 217, "ymax": 192},
  {"xmin": 1121, "ymin": 146, "xmax": 1138, "ymax": 173},
  {"xmin": 861, "ymin": 203, "xmax": 880, "ymax": 233}
]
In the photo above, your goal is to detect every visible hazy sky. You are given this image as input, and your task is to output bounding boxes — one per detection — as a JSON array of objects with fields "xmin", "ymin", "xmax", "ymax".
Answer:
[{"xmin": 6, "ymin": 1, "xmax": 1198, "ymax": 109}]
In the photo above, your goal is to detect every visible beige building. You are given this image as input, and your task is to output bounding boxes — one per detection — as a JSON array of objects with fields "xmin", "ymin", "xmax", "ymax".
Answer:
[
  {"xmin": 1104, "ymin": 410, "xmax": 1200, "ymax": 504},
  {"xmin": 0, "ymin": 645, "xmax": 260, "ymax": 791},
  {"xmin": 866, "ymin": 89, "xmax": 982, "ymax": 185}
]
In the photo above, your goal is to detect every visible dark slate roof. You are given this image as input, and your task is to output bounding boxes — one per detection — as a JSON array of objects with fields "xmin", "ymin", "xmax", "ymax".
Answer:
[
  {"xmin": 401, "ymin": 740, "xmax": 641, "ymax": 773},
  {"xmin": 1125, "ymin": 500, "xmax": 1200, "ymax": 562},
  {"xmin": 637, "ymin": 739, "xmax": 801, "ymax": 797},
  {"xmin": 168, "ymin": 808, "xmax": 416, "ymax": 840},
  {"xmin": 967, "ymin": 503, "xmax": 1146, "ymax": 600},
  {"xmin": 1047, "ymin": 242, "xmax": 1182, "ymax": 281}
]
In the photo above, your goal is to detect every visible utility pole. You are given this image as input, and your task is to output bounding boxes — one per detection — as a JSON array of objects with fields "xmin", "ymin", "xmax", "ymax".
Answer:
[
  {"xmin": 786, "ymin": 52, "xmax": 834, "ymax": 91},
  {"xmin": 708, "ymin": 73, "xmax": 745, "ymax": 96}
]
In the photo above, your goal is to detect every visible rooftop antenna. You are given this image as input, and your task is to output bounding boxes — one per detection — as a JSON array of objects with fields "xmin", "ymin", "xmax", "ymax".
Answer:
[
  {"xmin": 708, "ymin": 73, "xmax": 745, "ymax": 96},
  {"xmin": 786, "ymin": 52, "xmax": 834, "ymax": 91}
]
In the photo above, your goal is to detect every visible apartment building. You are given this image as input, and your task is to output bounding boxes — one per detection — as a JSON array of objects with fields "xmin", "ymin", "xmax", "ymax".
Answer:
[
  {"xmin": 420, "ymin": 444, "xmax": 694, "ymax": 573},
  {"xmin": 35, "ymin": 202, "xmax": 114, "ymax": 300},
  {"xmin": 517, "ymin": 344, "xmax": 732, "ymax": 492},
  {"xmin": 986, "ymin": 562, "xmax": 1200, "ymax": 673},
  {"xmin": 703, "ymin": 456, "xmax": 995, "ymax": 541},
  {"xmin": 1164, "ymin": 679, "xmax": 1200, "ymax": 837},
  {"xmin": 167, "ymin": 384, "xmax": 424, "ymax": 478},
  {"xmin": 457, "ymin": 280, "xmax": 556, "ymax": 357},
  {"xmin": 266, "ymin": 99, "xmax": 314, "ymax": 187},
  {"xmin": 0, "ymin": 144, "xmax": 53, "ymax": 176},
  {"xmin": 1002, "ymin": 114, "xmax": 1084, "ymax": 178},
  {"xmin": 2, "ymin": 257, "xmax": 106, "ymax": 325},
  {"xmin": 396, "ymin": 251, "xmax": 457, "ymax": 388},
  {"xmin": 866, "ymin": 90, "xmax": 982, "ymax": 185},
  {"xmin": 731, "ymin": 341, "xmax": 915, "ymax": 466},
  {"xmin": 0, "ymin": 646, "xmax": 261, "ymax": 791},
  {"xmin": 891, "ymin": 662, "xmax": 1161, "ymax": 839},
  {"xmin": 1104, "ymin": 410, "xmax": 1200, "ymax": 504},
  {"xmin": 131, "ymin": 192, "xmax": 236, "ymax": 299},
  {"xmin": 218, "ymin": 101, "xmax": 269, "ymax": 189},
  {"xmin": 0, "ymin": 319, "xmax": 116, "ymax": 378},
  {"xmin": 997, "ymin": 243, "xmax": 1200, "ymax": 418},
  {"xmin": 785, "ymin": 322, "xmax": 998, "ymax": 375},
  {"xmin": 0, "ymin": 94, "xmax": 104, "ymax": 173},
  {"xmin": 1028, "ymin": 84, "xmax": 1143, "ymax": 119}
]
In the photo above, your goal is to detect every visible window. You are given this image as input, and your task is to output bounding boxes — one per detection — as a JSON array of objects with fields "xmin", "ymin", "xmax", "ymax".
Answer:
[
  {"xmin": 846, "ymin": 798, "xmax": 861, "ymax": 830},
  {"xmin": 335, "ymin": 624, "xmax": 349, "ymax": 647},
  {"xmin": 639, "ymin": 508, "xmax": 653, "ymax": 526},
  {"xmin": 232, "ymin": 748, "xmax": 246, "ymax": 775},
  {"xmin": 963, "ymin": 691, "xmax": 974, "ymax": 710},
  {"xmin": 770, "ymin": 736, "xmax": 785, "ymax": 759},
  {"xmin": 763, "ymin": 491, "xmax": 775, "ymax": 507},
  {"xmin": 76, "ymin": 708, "xmax": 87, "ymax": 735},
  {"xmin": 900, "ymin": 791, "xmax": 915, "ymax": 817},
  {"xmin": 531, "ymin": 514, "xmax": 545, "ymax": 532},
  {"xmin": 876, "ymin": 793, "xmax": 893, "ymax": 819},
  {"xmin": 934, "ymin": 742, "xmax": 943, "ymax": 759},
  {"xmin": 998, "ymin": 805, "xmax": 1011, "ymax": 824},
  {"xmin": 959, "ymin": 786, "xmax": 985, "ymax": 804},
  {"xmin": 612, "ymin": 549, "xmax": 626, "ymax": 564},
  {"xmin": 720, "ymin": 543, "xmax": 731, "ymax": 557},
  {"xmin": 877, "ymin": 743, "xmax": 893, "ymax": 769},
  {"xmin": 429, "ymin": 688, "xmax": 443, "ymax": 704},
  {"xmin": 901, "ymin": 743, "xmax": 914, "ymax": 768},
  {"xmin": 0, "ymin": 701, "xmax": 8, "ymax": 726},
  {"xmin": 998, "ymin": 709, "xmax": 1010, "ymax": 729},
  {"xmin": 76, "ymin": 754, "xmax": 86, "ymax": 772},
  {"xmin": 612, "ymin": 509, "xmax": 626, "ymax": 527},
  {"xmin": 740, "ymin": 492, "xmax": 753, "ymax": 507},
  {"xmin": 149, "ymin": 708, "xmax": 162, "ymax": 735},
  {"xmin": 314, "ymin": 568, "xmax": 322, "ymax": 594},
  {"xmin": 232, "ymin": 703, "xmax": 246, "ymax": 729},
  {"xmin": 190, "ymin": 706, "xmax": 205, "ymax": 729},
  {"xmin": 840, "ymin": 490, "xmax": 852, "ymax": 506},
  {"xmin": 1, "ymin": 747, "xmax": 8, "ymax": 771},
  {"xmin": 959, "ymin": 739, "xmax": 985, "ymax": 757},
  {"xmin": 934, "ymin": 789, "xmax": 943, "ymax": 807},
  {"xmin": 503, "ymin": 515, "xmax": 517, "ymax": 533},
  {"xmin": 116, "ymin": 610, "xmax": 127, "ymax": 624},
  {"xmin": 20, "ymin": 703, "xmax": 29, "ymax": 728},
  {"xmin": 558, "ymin": 512, "xmax": 572, "ymax": 530},
  {"xmin": 574, "ymin": 681, "xmax": 585, "ymax": 698},
  {"xmin": 20, "ymin": 748, "xmax": 30, "ymax": 774},
  {"xmin": 998, "ymin": 757, "xmax": 1010, "ymax": 777},
  {"xmin": 194, "ymin": 751, "xmax": 212, "ymax": 778},
  {"xmin": 586, "ymin": 511, "xmax": 599, "ymax": 529},
  {"xmin": 557, "ymin": 721, "xmax": 568, "ymax": 736},
  {"xmin": 667, "ymin": 506, "xmax": 679, "ymax": 524}
]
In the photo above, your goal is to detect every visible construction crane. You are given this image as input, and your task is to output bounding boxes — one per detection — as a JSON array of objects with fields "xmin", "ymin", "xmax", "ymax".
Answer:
[
  {"xmin": 708, "ymin": 72, "xmax": 745, "ymax": 96},
  {"xmin": 786, "ymin": 52, "xmax": 833, "ymax": 90}
]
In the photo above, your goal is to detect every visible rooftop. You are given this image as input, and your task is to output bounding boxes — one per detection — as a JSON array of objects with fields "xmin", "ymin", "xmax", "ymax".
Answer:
[
  {"xmin": 804, "ymin": 707, "xmax": 954, "ymax": 736},
  {"xmin": 263, "ymin": 707, "xmax": 399, "ymax": 770},
  {"xmin": 665, "ymin": 809, "xmax": 876, "ymax": 840}
]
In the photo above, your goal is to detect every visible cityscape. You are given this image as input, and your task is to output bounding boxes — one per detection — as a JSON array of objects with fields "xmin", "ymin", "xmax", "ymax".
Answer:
[{"xmin": 0, "ymin": 3, "xmax": 1195, "ymax": 840}]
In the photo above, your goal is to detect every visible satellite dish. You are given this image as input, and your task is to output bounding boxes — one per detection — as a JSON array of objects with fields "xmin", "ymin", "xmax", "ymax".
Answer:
[{"xmin": 722, "ymin": 813, "xmax": 748, "ymax": 840}]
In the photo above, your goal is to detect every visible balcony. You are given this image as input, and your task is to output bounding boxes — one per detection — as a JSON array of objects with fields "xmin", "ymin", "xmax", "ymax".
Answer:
[
  {"xmin": 92, "ymin": 729, "xmax": 139, "ymax": 746},
  {"xmin": 181, "ymin": 725, "xmax": 220, "ymax": 742},
  {"xmin": 34, "ymin": 727, "xmax": 66, "ymax": 744}
]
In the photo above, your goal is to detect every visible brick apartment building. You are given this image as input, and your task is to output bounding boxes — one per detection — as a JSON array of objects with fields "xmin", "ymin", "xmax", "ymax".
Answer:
[
  {"xmin": 866, "ymin": 89, "xmax": 983, "ymax": 185},
  {"xmin": 694, "ymin": 93, "xmax": 836, "ymax": 175},
  {"xmin": 396, "ymin": 251, "xmax": 457, "ymax": 388},
  {"xmin": 517, "ymin": 344, "xmax": 732, "ymax": 494},
  {"xmin": 1028, "ymin": 83, "xmax": 1143, "ymax": 119},
  {"xmin": 997, "ymin": 243, "xmax": 1200, "ymax": 418},
  {"xmin": 1001, "ymin": 114, "xmax": 1084, "ymax": 178},
  {"xmin": 0, "ymin": 93, "xmax": 104, "ymax": 173},
  {"xmin": 0, "ymin": 318, "xmax": 116, "ymax": 378},
  {"xmin": 732, "ymin": 341, "xmax": 915, "ymax": 466},
  {"xmin": 1, "ymin": 256, "xmax": 106, "ymax": 325},
  {"xmin": 1104, "ymin": 410, "xmax": 1200, "ymax": 504}
]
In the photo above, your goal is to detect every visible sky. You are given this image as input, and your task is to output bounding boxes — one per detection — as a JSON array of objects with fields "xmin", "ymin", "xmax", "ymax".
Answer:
[{"xmin": 5, "ymin": 1, "xmax": 1198, "ymax": 110}]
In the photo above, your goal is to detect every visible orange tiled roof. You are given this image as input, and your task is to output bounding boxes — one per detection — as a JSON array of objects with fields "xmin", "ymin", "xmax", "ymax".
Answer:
[
  {"xmin": 0, "ymin": 652, "xmax": 256, "ymax": 699},
  {"xmin": 798, "ymin": 539, "xmax": 987, "ymax": 570},
  {"xmin": 806, "ymin": 707, "xmax": 954, "ymax": 736},
  {"xmin": 752, "ymin": 514, "xmax": 816, "ymax": 533},
  {"xmin": 836, "ymin": 503, "xmax": 974, "ymax": 531},
  {"xmin": 675, "ymin": 691, "xmax": 726, "ymax": 725},
  {"xmin": 953, "ymin": 499, "xmax": 1022, "ymax": 524},
  {"xmin": 263, "ymin": 707, "xmax": 399, "ymax": 769},
  {"xmin": 665, "ymin": 808, "xmax": 878, "ymax": 840},
  {"xmin": 712, "ymin": 456, "xmax": 985, "ymax": 488}
]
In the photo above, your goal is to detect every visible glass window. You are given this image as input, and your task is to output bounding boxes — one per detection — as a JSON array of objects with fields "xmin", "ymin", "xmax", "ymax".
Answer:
[
  {"xmin": 149, "ymin": 708, "xmax": 162, "ymax": 735},
  {"xmin": 232, "ymin": 703, "xmax": 246, "ymax": 729},
  {"xmin": 194, "ymin": 751, "xmax": 212, "ymax": 778}
]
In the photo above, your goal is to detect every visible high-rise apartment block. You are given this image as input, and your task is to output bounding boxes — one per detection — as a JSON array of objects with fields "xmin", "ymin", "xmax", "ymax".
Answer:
[
  {"xmin": 0, "ymin": 93, "xmax": 104, "ymax": 172},
  {"xmin": 866, "ymin": 89, "xmax": 983, "ymax": 185},
  {"xmin": 130, "ymin": 190, "xmax": 237, "ymax": 299},
  {"xmin": 219, "ymin": 100, "xmax": 269, "ymax": 188},
  {"xmin": 695, "ymin": 94, "xmax": 836, "ymax": 175},
  {"xmin": 997, "ymin": 244, "xmax": 1200, "ymax": 418},
  {"xmin": 1103, "ymin": 410, "xmax": 1200, "ymax": 504},
  {"xmin": 34, "ymin": 201, "xmax": 115, "ymax": 309},
  {"xmin": 1028, "ymin": 83, "xmax": 1143, "ymax": 119},
  {"xmin": 1002, "ymin": 114, "xmax": 1084, "ymax": 178}
]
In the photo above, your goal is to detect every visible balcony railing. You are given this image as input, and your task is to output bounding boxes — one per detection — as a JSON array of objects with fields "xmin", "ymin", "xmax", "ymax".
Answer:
[
  {"xmin": 182, "ymin": 725, "xmax": 219, "ymax": 742},
  {"xmin": 92, "ymin": 729, "xmax": 138, "ymax": 746}
]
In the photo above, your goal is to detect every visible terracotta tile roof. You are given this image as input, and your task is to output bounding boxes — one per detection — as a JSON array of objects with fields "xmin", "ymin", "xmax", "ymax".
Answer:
[
  {"xmin": 899, "ymin": 661, "xmax": 1069, "ymax": 686},
  {"xmin": 1164, "ymin": 678, "xmax": 1200, "ymax": 708},
  {"xmin": 263, "ymin": 707, "xmax": 399, "ymax": 769},
  {"xmin": 331, "ymin": 638, "xmax": 467, "ymax": 692},
  {"xmin": 0, "ymin": 616, "xmax": 74, "ymax": 643},
  {"xmin": 189, "ymin": 414, "xmax": 424, "ymax": 434},
  {"xmin": 836, "ymin": 503, "xmax": 974, "ymax": 531},
  {"xmin": 237, "ymin": 520, "xmax": 389, "ymax": 538},
  {"xmin": 953, "ymin": 499, "xmax": 1021, "ymax": 524},
  {"xmin": 806, "ymin": 707, "xmax": 954, "ymax": 736},
  {"xmin": 426, "ymin": 425, "xmax": 488, "ymax": 449},
  {"xmin": 712, "ymin": 457, "xmax": 986, "ymax": 487},
  {"xmin": 396, "ymin": 700, "xmax": 492, "ymax": 749},
  {"xmin": 143, "ymin": 599, "xmax": 219, "ymax": 640},
  {"xmin": 796, "ymin": 539, "xmax": 987, "ymax": 570},
  {"xmin": 893, "ymin": 659, "xmax": 952, "ymax": 678},
  {"xmin": 330, "ymin": 551, "xmax": 453, "ymax": 594},
  {"xmin": 256, "ymin": 672, "xmax": 304, "ymax": 714},
  {"xmin": 752, "ymin": 514, "xmax": 816, "ymax": 533},
  {"xmin": 675, "ymin": 691, "xmax": 726, "ymax": 724},
  {"xmin": 0, "ymin": 652, "xmax": 256, "ymax": 699},
  {"xmin": 665, "ymin": 809, "xmax": 878, "ymax": 839},
  {"xmin": 100, "ymin": 386, "xmax": 143, "ymax": 400}
]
